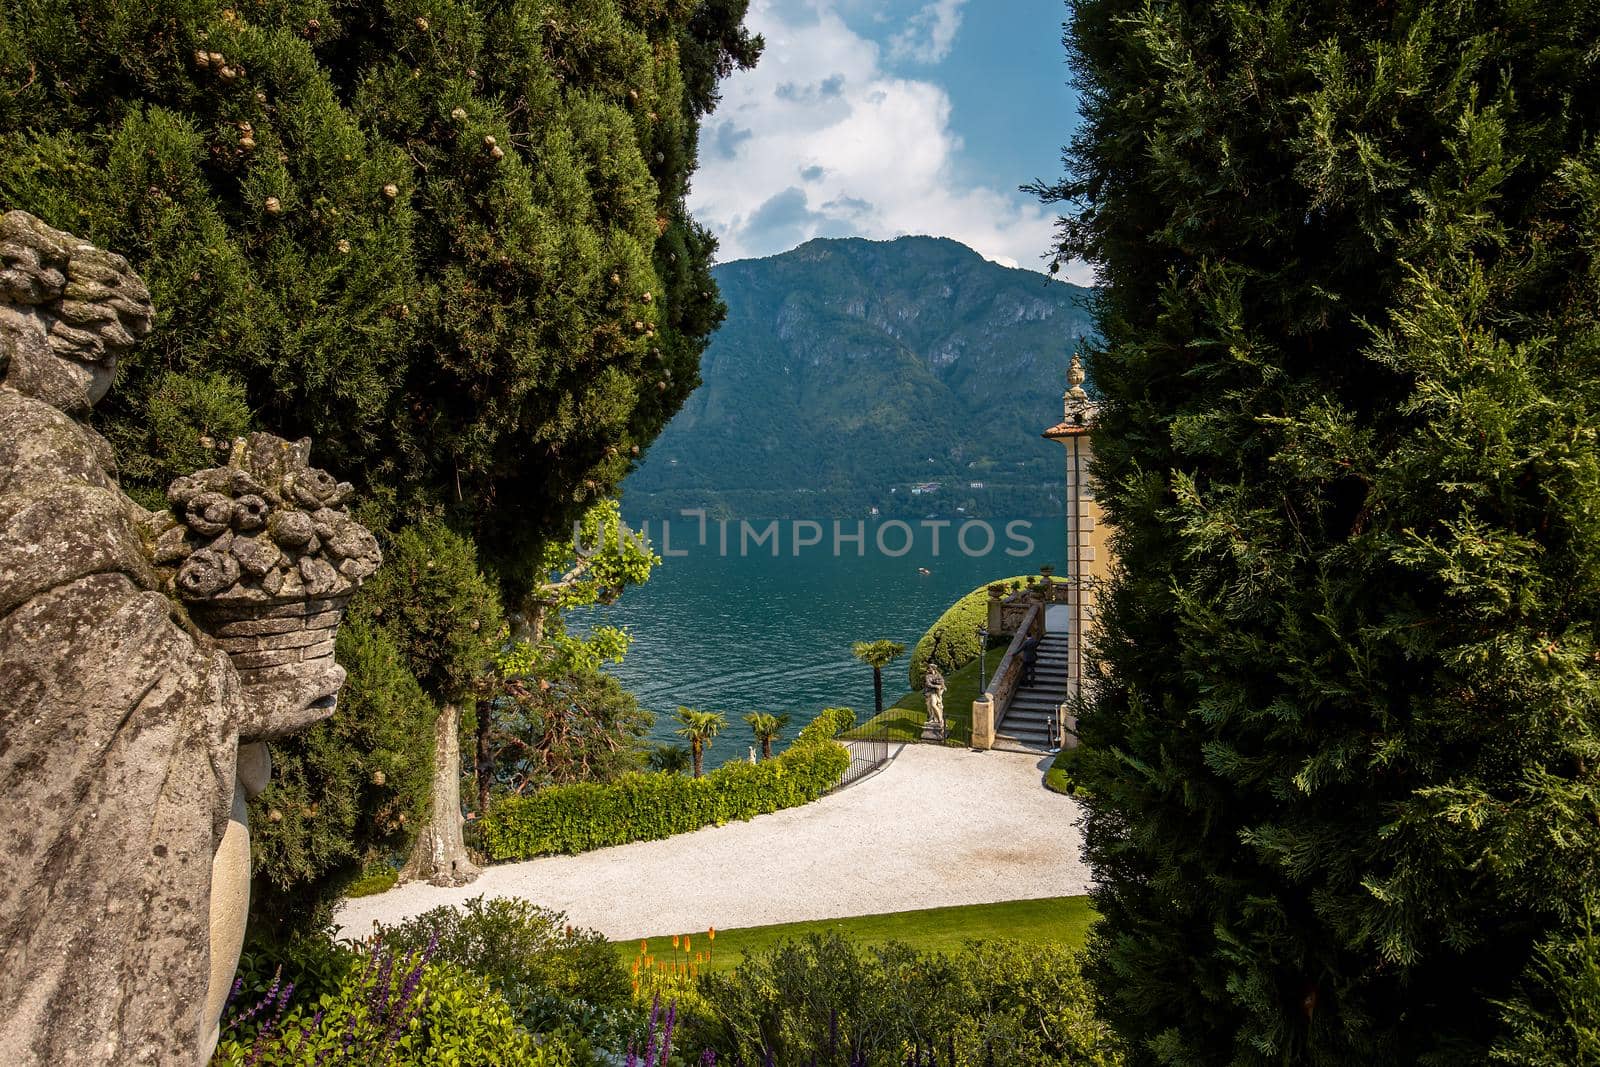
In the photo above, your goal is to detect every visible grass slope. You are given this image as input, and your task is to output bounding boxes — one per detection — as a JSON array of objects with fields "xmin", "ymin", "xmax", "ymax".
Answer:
[{"xmin": 620, "ymin": 896, "xmax": 1097, "ymax": 974}]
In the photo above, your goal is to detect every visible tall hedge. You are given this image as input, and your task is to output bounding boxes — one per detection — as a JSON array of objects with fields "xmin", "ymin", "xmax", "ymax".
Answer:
[
  {"xmin": 907, "ymin": 575, "xmax": 1030, "ymax": 688},
  {"xmin": 1039, "ymin": 0, "xmax": 1600, "ymax": 1062}
]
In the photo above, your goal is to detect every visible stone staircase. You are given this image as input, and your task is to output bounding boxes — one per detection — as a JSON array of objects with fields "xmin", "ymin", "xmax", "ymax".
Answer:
[{"xmin": 995, "ymin": 632, "xmax": 1071, "ymax": 754}]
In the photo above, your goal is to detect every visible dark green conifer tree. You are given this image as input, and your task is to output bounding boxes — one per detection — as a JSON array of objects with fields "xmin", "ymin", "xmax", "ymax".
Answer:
[
  {"xmin": 0, "ymin": 0, "xmax": 757, "ymax": 898},
  {"xmin": 1037, "ymin": 1, "xmax": 1600, "ymax": 1062}
]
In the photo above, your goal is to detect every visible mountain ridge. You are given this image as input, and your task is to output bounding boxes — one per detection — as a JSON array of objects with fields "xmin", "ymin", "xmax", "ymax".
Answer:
[{"xmin": 623, "ymin": 235, "xmax": 1095, "ymax": 519}]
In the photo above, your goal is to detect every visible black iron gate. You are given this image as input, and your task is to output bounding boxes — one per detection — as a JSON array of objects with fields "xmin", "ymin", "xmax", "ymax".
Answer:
[{"xmin": 835, "ymin": 714, "xmax": 894, "ymax": 790}]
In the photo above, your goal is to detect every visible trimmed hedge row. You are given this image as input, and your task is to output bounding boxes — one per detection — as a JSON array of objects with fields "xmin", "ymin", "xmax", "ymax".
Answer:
[{"xmin": 481, "ymin": 708, "xmax": 856, "ymax": 861}]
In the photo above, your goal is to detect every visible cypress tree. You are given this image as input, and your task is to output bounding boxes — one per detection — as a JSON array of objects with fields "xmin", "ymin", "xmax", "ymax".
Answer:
[
  {"xmin": 0, "ymin": 0, "xmax": 757, "ymax": 897},
  {"xmin": 1037, "ymin": 1, "xmax": 1600, "ymax": 1062}
]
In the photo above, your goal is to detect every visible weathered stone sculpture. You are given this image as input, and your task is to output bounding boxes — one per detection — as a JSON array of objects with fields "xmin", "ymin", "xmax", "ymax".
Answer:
[
  {"xmin": 922, "ymin": 663, "xmax": 948, "ymax": 740},
  {"xmin": 0, "ymin": 210, "xmax": 377, "ymax": 1064}
]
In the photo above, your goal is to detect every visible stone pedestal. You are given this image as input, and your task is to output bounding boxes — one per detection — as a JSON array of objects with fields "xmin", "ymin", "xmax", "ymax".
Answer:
[{"xmin": 971, "ymin": 696, "xmax": 995, "ymax": 750}]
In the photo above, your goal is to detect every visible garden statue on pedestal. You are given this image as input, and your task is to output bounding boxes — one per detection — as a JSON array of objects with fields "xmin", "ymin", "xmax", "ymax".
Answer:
[
  {"xmin": 0, "ymin": 211, "xmax": 379, "ymax": 1064},
  {"xmin": 922, "ymin": 663, "xmax": 948, "ymax": 741}
]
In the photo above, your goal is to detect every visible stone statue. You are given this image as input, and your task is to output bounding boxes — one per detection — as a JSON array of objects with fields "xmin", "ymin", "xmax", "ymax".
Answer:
[
  {"xmin": 923, "ymin": 663, "xmax": 948, "ymax": 737},
  {"xmin": 0, "ymin": 211, "xmax": 379, "ymax": 1064}
]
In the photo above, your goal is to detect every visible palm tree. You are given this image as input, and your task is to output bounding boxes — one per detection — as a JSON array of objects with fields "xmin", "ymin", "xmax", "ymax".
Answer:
[
  {"xmin": 852, "ymin": 640, "xmax": 906, "ymax": 719},
  {"xmin": 743, "ymin": 712, "xmax": 791, "ymax": 760},
  {"xmin": 674, "ymin": 707, "xmax": 728, "ymax": 778},
  {"xmin": 648, "ymin": 742, "xmax": 692, "ymax": 776}
]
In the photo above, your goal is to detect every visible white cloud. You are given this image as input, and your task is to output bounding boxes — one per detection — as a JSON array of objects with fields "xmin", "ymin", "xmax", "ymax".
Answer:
[
  {"xmin": 687, "ymin": 0, "xmax": 1088, "ymax": 279},
  {"xmin": 889, "ymin": 0, "xmax": 967, "ymax": 64}
]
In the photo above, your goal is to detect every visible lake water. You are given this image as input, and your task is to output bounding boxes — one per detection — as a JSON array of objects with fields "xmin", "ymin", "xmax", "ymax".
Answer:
[{"xmin": 575, "ymin": 515, "xmax": 1069, "ymax": 767}]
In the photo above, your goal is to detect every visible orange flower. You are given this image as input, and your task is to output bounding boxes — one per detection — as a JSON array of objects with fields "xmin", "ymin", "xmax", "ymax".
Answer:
[
  {"xmin": 708, "ymin": 926, "xmax": 716, "ymax": 941},
  {"xmin": 640, "ymin": 939, "xmax": 648, "ymax": 953},
  {"xmin": 672, "ymin": 935, "xmax": 680, "ymax": 949},
  {"xmin": 684, "ymin": 936, "xmax": 692, "ymax": 953}
]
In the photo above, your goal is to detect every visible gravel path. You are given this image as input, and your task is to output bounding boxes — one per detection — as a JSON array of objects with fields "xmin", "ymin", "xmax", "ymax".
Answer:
[{"xmin": 335, "ymin": 745, "xmax": 1090, "ymax": 941}]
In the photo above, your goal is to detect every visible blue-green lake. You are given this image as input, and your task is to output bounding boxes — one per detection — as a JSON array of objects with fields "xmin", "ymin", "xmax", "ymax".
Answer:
[{"xmin": 576, "ymin": 515, "xmax": 1069, "ymax": 767}]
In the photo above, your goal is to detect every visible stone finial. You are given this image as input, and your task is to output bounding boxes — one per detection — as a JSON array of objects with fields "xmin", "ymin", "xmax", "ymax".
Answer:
[{"xmin": 1065, "ymin": 349, "xmax": 1089, "ymax": 414}]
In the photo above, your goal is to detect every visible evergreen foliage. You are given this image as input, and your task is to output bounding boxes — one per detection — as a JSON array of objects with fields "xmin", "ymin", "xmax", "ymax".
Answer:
[
  {"xmin": 248, "ymin": 620, "xmax": 436, "ymax": 930},
  {"xmin": 487, "ymin": 668, "xmax": 653, "ymax": 792},
  {"xmin": 350, "ymin": 519, "xmax": 502, "ymax": 702},
  {"xmin": 249, "ymin": 503, "xmax": 496, "ymax": 906},
  {"xmin": 0, "ymin": 0, "xmax": 756, "ymax": 909},
  {"xmin": 0, "ymin": 0, "xmax": 756, "ymax": 568},
  {"xmin": 1039, "ymin": 0, "xmax": 1600, "ymax": 1061}
]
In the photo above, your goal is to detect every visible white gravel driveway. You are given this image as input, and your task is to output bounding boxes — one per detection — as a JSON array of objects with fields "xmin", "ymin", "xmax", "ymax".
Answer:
[{"xmin": 334, "ymin": 745, "xmax": 1090, "ymax": 941}]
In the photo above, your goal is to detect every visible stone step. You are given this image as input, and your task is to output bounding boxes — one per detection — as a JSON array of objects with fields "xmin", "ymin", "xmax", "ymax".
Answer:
[
  {"xmin": 1000, "ymin": 715, "xmax": 1056, "ymax": 733},
  {"xmin": 1004, "ymin": 706, "xmax": 1059, "ymax": 724},
  {"xmin": 1001, "ymin": 709, "xmax": 1059, "ymax": 729},
  {"xmin": 994, "ymin": 738, "xmax": 1053, "ymax": 755},
  {"xmin": 995, "ymin": 727, "xmax": 1055, "ymax": 751}
]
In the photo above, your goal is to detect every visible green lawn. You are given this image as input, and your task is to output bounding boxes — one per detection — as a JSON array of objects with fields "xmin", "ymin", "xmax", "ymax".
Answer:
[
  {"xmin": 616, "ymin": 895, "xmax": 1097, "ymax": 974},
  {"xmin": 844, "ymin": 654, "xmax": 990, "ymax": 746}
]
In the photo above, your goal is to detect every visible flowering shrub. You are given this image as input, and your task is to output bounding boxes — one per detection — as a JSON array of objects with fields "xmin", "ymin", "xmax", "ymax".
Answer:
[
  {"xmin": 482, "ymin": 709, "xmax": 854, "ymax": 860},
  {"xmin": 631, "ymin": 929, "xmax": 718, "ymax": 1015},
  {"xmin": 376, "ymin": 896, "xmax": 639, "ymax": 1056},
  {"xmin": 681, "ymin": 934, "xmax": 1124, "ymax": 1067},
  {"xmin": 210, "ymin": 934, "xmax": 571, "ymax": 1066}
]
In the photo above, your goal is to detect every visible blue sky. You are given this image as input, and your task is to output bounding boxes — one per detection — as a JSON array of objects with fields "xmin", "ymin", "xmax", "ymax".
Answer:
[{"xmin": 686, "ymin": 0, "xmax": 1089, "ymax": 281}]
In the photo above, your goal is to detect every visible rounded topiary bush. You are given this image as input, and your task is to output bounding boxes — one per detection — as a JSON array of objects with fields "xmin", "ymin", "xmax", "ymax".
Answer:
[{"xmin": 907, "ymin": 575, "xmax": 1030, "ymax": 688}]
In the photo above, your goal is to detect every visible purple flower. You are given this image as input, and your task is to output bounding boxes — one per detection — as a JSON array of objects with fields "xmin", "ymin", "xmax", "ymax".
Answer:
[
  {"xmin": 661, "ymin": 1002, "xmax": 677, "ymax": 1065},
  {"xmin": 645, "ymin": 994, "xmax": 662, "ymax": 1066}
]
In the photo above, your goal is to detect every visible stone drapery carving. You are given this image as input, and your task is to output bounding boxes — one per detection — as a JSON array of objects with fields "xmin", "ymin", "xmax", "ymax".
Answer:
[{"xmin": 0, "ymin": 210, "xmax": 377, "ymax": 1064}]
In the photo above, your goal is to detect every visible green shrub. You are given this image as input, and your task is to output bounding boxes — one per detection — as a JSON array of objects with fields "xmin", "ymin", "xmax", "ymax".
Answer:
[
  {"xmin": 1044, "ymin": 746, "xmax": 1090, "ymax": 798},
  {"xmin": 248, "ymin": 621, "xmax": 434, "ymax": 931},
  {"xmin": 482, "ymin": 708, "xmax": 854, "ymax": 860},
  {"xmin": 682, "ymin": 934, "xmax": 1124, "ymax": 1067},
  {"xmin": 213, "ymin": 934, "xmax": 570, "ymax": 1066},
  {"xmin": 344, "ymin": 862, "xmax": 400, "ymax": 899},
  {"xmin": 907, "ymin": 576, "xmax": 1030, "ymax": 688},
  {"xmin": 376, "ymin": 896, "xmax": 637, "ymax": 1054},
  {"xmin": 1492, "ymin": 901, "xmax": 1600, "ymax": 1065}
]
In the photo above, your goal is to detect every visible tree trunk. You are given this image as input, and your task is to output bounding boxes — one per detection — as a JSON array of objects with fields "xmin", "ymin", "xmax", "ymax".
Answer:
[
  {"xmin": 762, "ymin": 737, "xmax": 773, "ymax": 760},
  {"xmin": 400, "ymin": 701, "xmax": 481, "ymax": 887},
  {"xmin": 692, "ymin": 739, "xmax": 704, "ymax": 778},
  {"xmin": 873, "ymin": 666, "xmax": 884, "ymax": 717}
]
